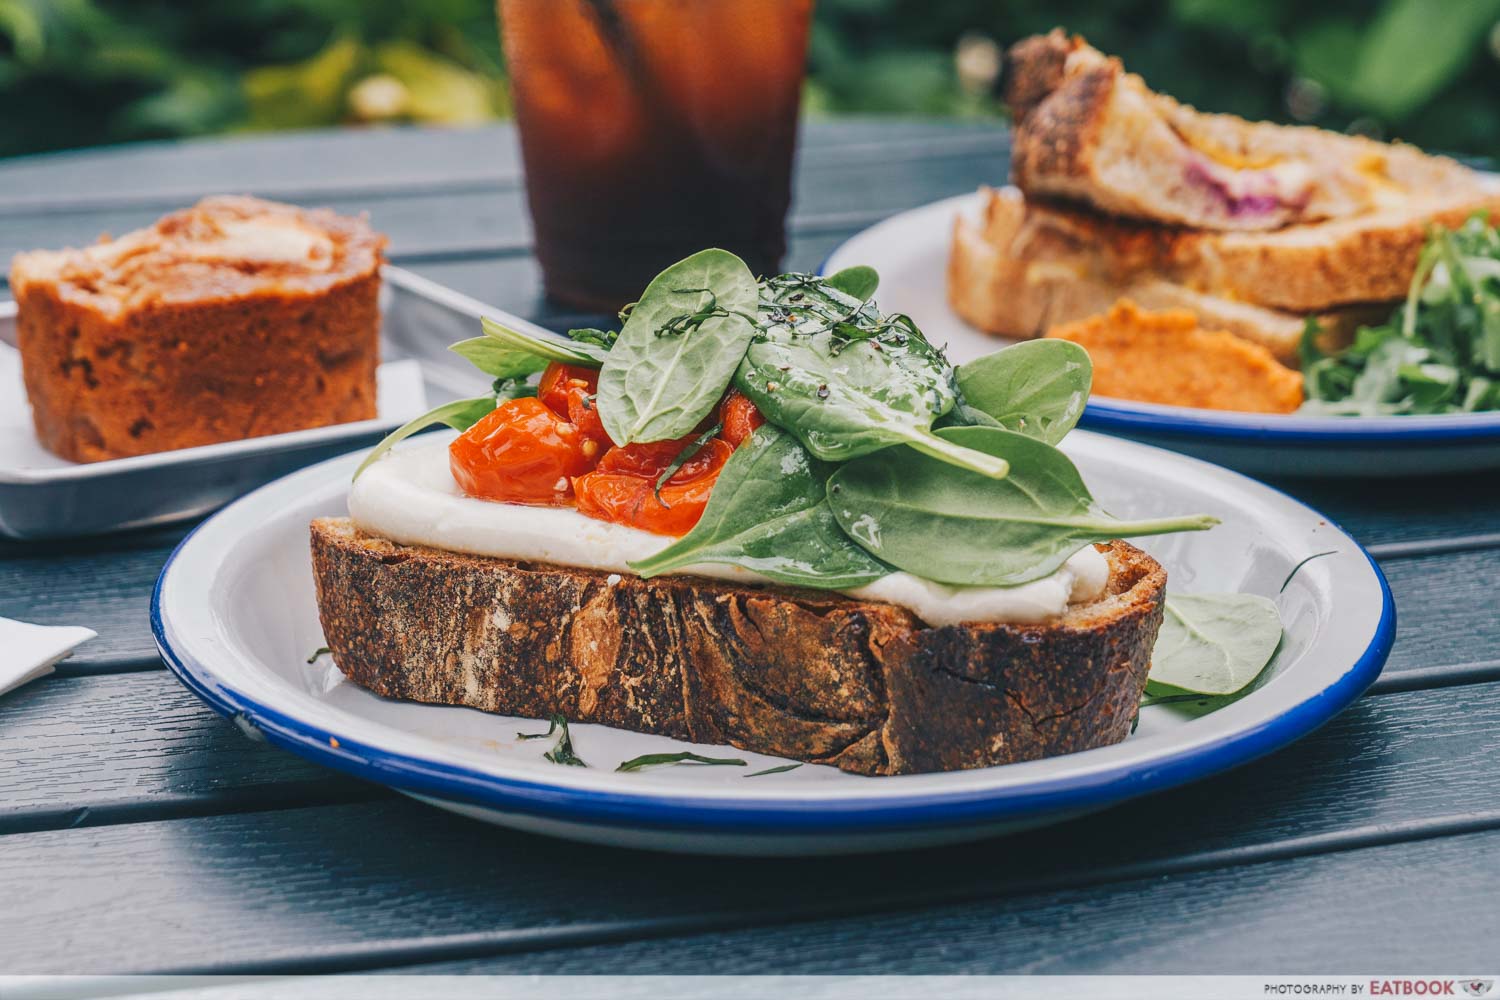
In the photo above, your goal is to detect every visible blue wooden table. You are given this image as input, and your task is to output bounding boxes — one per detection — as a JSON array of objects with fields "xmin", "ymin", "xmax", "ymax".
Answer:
[{"xmin": 1, "ymin": 121, "xmax": 1498, "ymax": 976}]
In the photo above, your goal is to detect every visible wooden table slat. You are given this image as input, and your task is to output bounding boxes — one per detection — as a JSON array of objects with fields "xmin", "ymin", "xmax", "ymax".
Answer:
[
  {"xmin": 415, "ymin": 826, "xmax": 1500, "ymax": 976},
  {"xmin": 4, "ymin": 680, "xmax": 1500, "ymax": 972}
]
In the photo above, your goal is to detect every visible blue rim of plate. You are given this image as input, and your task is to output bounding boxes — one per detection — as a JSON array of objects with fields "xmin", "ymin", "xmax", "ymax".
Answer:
[
  {"xmin": 152, "ymin": 479, "xmax": 1396, "ymax": 837},
  {"xmin": 817, "ymin": 219, "xmax": 1500, "ymax": 447}
]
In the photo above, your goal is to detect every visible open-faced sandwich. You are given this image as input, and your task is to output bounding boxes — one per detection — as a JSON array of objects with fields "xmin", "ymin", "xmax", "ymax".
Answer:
[
  {"xmin": 310, "ymin": 251, "xmax": 1281, "ymax": 777},
  {"xmin": 950, "ymin": 30, "xmax": 1500, "ymax": 417}
]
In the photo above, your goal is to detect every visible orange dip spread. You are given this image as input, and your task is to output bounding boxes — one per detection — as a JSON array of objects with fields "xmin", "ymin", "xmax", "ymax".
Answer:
[{"xmin": 1047, "ymin": 299, "xmax": 1303, "ymax": 414}]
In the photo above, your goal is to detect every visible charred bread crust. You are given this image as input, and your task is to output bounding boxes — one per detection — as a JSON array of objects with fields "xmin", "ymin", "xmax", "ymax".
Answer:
[
  {"xmin": 1008, "ymin": 55, "xmax": 1116, "ymax": 194},
  {"xmin": 309, "ymin": 517, "xmax": 1167, "ymax": 776},
  {"xmin": 1000, "ymin": 29, "xmax": 1085, "ymax": 125}
]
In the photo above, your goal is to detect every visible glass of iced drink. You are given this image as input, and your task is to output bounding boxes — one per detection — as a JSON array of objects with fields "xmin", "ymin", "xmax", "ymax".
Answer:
[{"xmin": 498, "ymin": 0, "xmax": 815, "ymax": 311}]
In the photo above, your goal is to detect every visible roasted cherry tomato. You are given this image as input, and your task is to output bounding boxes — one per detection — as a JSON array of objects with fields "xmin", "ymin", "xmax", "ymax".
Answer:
[
  {"xmin": 537, "ymin": 362, "xmax": 598, "ymax": 416},
  {"xmin": 538, "ymin": 362, "xmax": 609, "ymax": 455},
  {"xmin": 574, "ymin": 437, "xmax": 734, "ymax": 536},
  {"xmin": 449, "ymin": 397, "xmax": 595, "ymax": 506},
  {"xmin": 719, "ymin": 388, "xmax": 765, "ymax": 447}
]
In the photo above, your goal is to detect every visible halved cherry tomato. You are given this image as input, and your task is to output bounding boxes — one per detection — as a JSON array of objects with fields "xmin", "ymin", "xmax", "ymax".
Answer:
[
  {"xmin": 574, "ymin": 437, "xmax": 733, "ymax": 536},
  {"xmin": 538, "ymin": 362, "xmax": 610, "ymax": 455},
  {"xmin": 537, "ymin": 362, "xmax": 598, "ymax": 416},
  {"xmin": 449, "ymin": 397, "xmax": 595, "ymax": 506},
  {"xmin": 719, "ymin": 388, "xmax": 765, "ymax": 447}
]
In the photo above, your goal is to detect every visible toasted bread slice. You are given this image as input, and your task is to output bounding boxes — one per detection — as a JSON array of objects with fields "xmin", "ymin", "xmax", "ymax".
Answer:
[
  {"xmin": 947, "ymin": 187, "xmax": 1381, "ymax": 363},
  {"xmin": 1004, "ymin": 30, "xmax": 1493, "ymax": 233},
  {"xmin": 310, "ymin": 518, "xmax": 1167, "ymax": 777}
]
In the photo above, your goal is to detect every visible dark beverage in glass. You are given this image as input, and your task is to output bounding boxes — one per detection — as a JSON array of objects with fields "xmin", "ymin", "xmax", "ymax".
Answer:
[{"xmin": 498, "ymin": 0, "xmax": 815, "ymax": 311}]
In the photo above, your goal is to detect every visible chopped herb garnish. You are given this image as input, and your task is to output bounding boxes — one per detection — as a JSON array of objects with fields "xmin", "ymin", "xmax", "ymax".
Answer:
[
  {"xmin": 305, "ymin": 646, "xmax": 331, "ymax": 664},
  {"xmin": 1280, "ymin": 550, "xmax": 1337, "ymax": 593},
  {"xmin": 517, "ymin": 714, "xmax": 587, "ymax": 767},
  {"xmin": 615, "ymin": 752, "xmax": 746, "ymax": 773},
  {"xmin": 652, "ymin": 422, "xmax": 722, "ymax": 507}
]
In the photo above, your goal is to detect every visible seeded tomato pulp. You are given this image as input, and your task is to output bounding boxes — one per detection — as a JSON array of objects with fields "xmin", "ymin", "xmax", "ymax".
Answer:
[{"xmin": 449, "ymin": 362, "xmax": 762, "ymax": 535}]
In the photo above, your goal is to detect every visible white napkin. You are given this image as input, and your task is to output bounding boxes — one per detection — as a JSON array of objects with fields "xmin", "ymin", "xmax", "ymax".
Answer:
[{"xmin": 0, "ymin": 617, "xmax": 97, "ymax": 698}]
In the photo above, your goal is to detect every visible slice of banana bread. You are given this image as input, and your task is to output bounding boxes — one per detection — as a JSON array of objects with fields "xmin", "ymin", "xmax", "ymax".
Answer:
[{"xmin": 10, "ymin": 195, "xmax": 386, "ymax": 462}]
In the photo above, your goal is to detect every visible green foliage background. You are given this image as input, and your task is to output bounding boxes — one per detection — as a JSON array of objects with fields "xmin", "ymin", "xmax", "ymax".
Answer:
[{"xmin": 0, "ymin": 0, "xmax": 1496, "ymax": 160}]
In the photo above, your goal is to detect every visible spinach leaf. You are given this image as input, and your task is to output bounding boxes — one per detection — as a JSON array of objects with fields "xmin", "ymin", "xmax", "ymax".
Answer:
[
  {"xmin": 1148, "ymin": 593, "xmax": 1283, "ymax": 695},
  {"xmin": 353, "ymin": 395, "xmax": 497, "ymax": 480},
  {"xmin": 449, "ymin": 337, "xmax": 551, "ymax": 380},
  {"xmin": 827, "ymin": 425, "xmax": 1217, "ymax": 586},
  {"xmin": 597, "ymin": 249, "xmax": 759, "ymax": 444},
  {"xmin": 480, "ymin": 315, "xmax": 608, "ymax": 367},
  {"xmin": 736, "ymin": 276, "xmax": 1009, "ymax": 479},
  {"xmin": 823, "ymin": 265, "xmax": 879, "ymax": 302},
  {"xmin": 615, "ymin": 752, "xmax": 745, "ymax": 772},
  {"xmin": 953, "ymin": 340, "xmax": 1092, "ymax": 444},
  {"xmin": 629, "ymin": 424, "xmax": 889, "ymax": 589}
]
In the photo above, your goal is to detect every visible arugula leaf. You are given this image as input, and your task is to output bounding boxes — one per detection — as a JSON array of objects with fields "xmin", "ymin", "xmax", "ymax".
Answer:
[
  {"xmin": 353, "ymin": 395, "xmax": 498, "ymax": 480},
  {"xmin": 827, "ymin": 426, "xmax": 1217, "ymax": 587},
  {"xmin": 630, "ymin": 424, "xmax": 889, "ymax": 589},
  {"xmin": 1302, "ymin": 213, "xmax": 1500, "ymax": 415},
  {"xmin": 448, "ymin": 337, "xmax": 551, "ymax": 380},
  {"xmin": 615, "ymin": 752, "xmax": 746, "ymax": 772},
  {"xmin": 953, "ymin": 340, "xmax": 1092, "ymax": 444},
  {"xmin": 481, "ymin": 315, "xmax": 608, "ymax": 366},
  {"xmin": 823, "ymin": 265, "xmax": 879, "ymax": 302},
  {"xmin": 597, "ymin": 249, "xmax": 759, "ymax": 444},
  {"xmin": 737, "ymin": 275, "xmax": 1009, "ymax": 479},
  {"xmin": 1148, "ymin": 593, "xmax": 1283, "ymax": 696}
]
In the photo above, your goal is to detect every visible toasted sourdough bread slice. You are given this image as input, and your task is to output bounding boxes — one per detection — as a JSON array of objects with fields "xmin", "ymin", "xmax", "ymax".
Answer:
[
  {"xmin": 947, "ymin": 187, "xmax": 1386, "ymax": 363},
  {"xmin": 1004, "ymin": 30, "xmax": 1494, "ymax": 232},
  {"xmin": 310, "ymin": 518, "xmax": 1167, "ymax": 777}
]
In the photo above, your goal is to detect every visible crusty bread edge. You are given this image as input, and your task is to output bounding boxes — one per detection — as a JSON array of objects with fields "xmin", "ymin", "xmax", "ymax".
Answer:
[{"xmin": 310, "ymin": 518, "xmax": 1167, "ymax": 777}]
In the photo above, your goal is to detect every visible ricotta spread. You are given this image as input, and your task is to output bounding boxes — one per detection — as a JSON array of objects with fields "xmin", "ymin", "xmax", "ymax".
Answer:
[{"xmin": 350, "ymin": 441, "xmax": 1110, "ymax": 627}]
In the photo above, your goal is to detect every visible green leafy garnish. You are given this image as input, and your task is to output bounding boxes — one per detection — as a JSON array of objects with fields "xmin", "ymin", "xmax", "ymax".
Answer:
[
  {"xmin": 745, "ymin": 763, "xmax": 803, "ymax": 777},
  {"xmin": 652, "ymin": 423, "xmax": 722, "ymax": 508},
  {"xmin": 305, "ymin": 646, "xmax": 331, "ymax": 664},
  {"xmin": 1301, "ymin": 213, "xmax": 1500, "ymax": 415},
  {"xmin": 827, "ymin": 425, "xmax": 1217, "ymax": 587},
  {"xmin": 631, "ymin": 424, "xmax": 889, "ymax": 589},
  {"xmin": 597, "ymin": 248, "xmax": 759, "ymax": 444},
  {"xmin": 480, "ymin": 315, "xmax": 608, "ymax": 367},
  {"xmin": 823, "ymin": 265, "xmax": 879, "ymax": 303},
  {"xmin": 1147, "ymin": 593, "xmax": 1283, "ymax": 695},
  {"xmin": 353, "ymin": 394, "xmax": 500, "ymax": 480},
  {"xmin": 736, "ymin": 274, "xmax": 1009, "ymax": 480},
  {"xmin": 448, "ymin": 337, "xmax": 552, "ymax": 380},
  {"xmin": 953, "ymin": 340, "xmax": 1092, "ymax": 444},
  {"xmin": 517, "ymin": 714, "xmax": 588, "ymax": 767},
  {"xmin": 615, "ymin": 752, "xmax": 746, "ymax": 772}
]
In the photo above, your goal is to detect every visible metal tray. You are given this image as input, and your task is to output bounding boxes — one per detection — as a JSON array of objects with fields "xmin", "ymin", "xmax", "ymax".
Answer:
[{"xmin": 0, "ymin": 265, "xmax": 529, "ymax": 540}]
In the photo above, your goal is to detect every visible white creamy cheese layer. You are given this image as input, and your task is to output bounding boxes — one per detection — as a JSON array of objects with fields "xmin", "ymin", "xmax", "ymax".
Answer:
[{"xmin": 349, "ymin": 441, "xmax": 1109, "ymax": 627}]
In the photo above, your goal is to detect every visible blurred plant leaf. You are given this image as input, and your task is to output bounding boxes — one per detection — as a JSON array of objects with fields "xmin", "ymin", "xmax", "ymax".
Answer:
[
  {"xmin": 373, "ymin": 40, "xmax": 499, "ymax": 123},
  {"xmin": 1344, "ymin": 0, "xmax": 1500, "ymax": 121},
  {"xmin": 243, "ymin": 33, "xmax": 361, "ymax": 130}
]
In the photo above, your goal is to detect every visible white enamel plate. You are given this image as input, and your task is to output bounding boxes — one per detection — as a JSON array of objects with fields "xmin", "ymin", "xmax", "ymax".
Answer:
[
  {"xmin": 154, "ymin": 433, "xmax": 1393, "ymax": 855},
  {"xmin": 823, "ymin": 193, "xmax": 1500, "ymax": 477}
]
